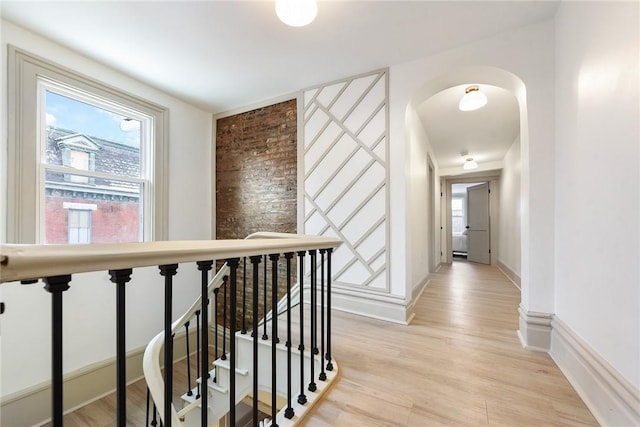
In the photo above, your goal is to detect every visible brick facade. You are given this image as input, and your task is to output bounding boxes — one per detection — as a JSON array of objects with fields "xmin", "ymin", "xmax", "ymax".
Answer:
[
  {"xmin": 44, "ymin": 127, "xmax": 141, "ymax": 244},
  {"xmin": 45, "ymin": 194, "xmax": 140, "ymax": 244},
  {"xmin": 215, "ymin": 99, "xmax": 298, "ymax": 328}
]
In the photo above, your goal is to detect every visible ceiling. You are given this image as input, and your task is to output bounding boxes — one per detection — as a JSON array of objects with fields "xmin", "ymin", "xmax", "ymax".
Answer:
[
  {"xmin": 417, "ymin": 84, "xmax": 521, "ymax": 171},
  {"xmin": 1, "ymin": 1, "xmax": 557, "ymax": 170}
]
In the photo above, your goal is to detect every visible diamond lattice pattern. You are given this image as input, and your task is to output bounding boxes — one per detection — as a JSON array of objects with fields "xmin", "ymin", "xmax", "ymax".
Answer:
[{"xmin": 303, "ymin": 71, "xmax": 388, "ymax": 289}]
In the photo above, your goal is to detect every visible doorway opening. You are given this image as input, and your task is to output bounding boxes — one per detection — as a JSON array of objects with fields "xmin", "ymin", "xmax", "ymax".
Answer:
[
  {"xmin": 442, "ymin": 175, "xmax": 498, "ymax": 266},
  {"xmin": 451, "ymin": 182, "xmax": 488, "ymax": 262}
]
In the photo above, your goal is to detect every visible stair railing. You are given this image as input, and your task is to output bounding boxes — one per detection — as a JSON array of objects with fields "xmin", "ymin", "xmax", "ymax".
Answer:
[
  {"xmin": 0, "ymin": 233, "xmax": 340, "ymax": 427},
  {"xmin": 143, "ymin": 260, "xmax": 230, "ymax": 426}
]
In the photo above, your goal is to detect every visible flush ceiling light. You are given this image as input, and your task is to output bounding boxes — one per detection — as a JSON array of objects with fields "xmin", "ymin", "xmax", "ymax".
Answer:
[
  {"xmin": 275, "ymin": 0, "xmax": 318, "ymax": 27},
  {"xmin": 463, "ymin": 158, "xmax": 478, "ymax": 170},
  {"xmin": 459, "ymin": 85, "xmax": 488, "ymax": 111}
]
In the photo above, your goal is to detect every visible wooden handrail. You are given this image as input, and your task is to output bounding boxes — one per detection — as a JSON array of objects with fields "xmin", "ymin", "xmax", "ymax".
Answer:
[{"xmin": 0, "ymin": 234, "xmax": 341, "ymax": 283}]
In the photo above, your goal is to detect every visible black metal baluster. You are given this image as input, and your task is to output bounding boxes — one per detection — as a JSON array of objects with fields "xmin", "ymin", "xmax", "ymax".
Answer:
[
  {"xmin": 195, "ymin": 310, "xmax": 201, "ymax": 398},
  {"xmin": 213, "ymin": 286, "xmax": 219, "ymax": 365},
  {"xmin": 297, "ymin": 251, "xmax": 307, "ymax": 405},
  {"xmin": 262, "ymin": 255, "xmax": 268, "ymax": 340},
  {"xmin": 108, "ymin": 268, "xmax": 132, "ymax": 427},
  {"xmin": 159, "ymin": 264, "xmax": 178, "ymax": 427},
  {"xmin": 284, "ymin": 252, "xmax": 295, "ymax": 419},
  {"xmin": 44, "ymin": 275, "xmax": 71, "ymax": 427},
  {"xmin": 269, "ymin": 253, "xmax": 280, "ymax": 427},
  {"xmin": 221, "ymin": 275, "xmax": 228, "ymax": 360},
  {"xmin": 146, "ymin": 387, "xmax": 151, "ymax": 426},
  {"xmin": 326, "ymin": 249, "xmax": 334, "ymax": 371},
  {"xmin": 226, "ymin": 258, "xmax": 240, "ymax": 427},
  {"xmin": 250, "ymin": 255, "xmax": 261, "ymax": 425},
  {"xmin": 197, "ymin": 260, "xmax": 213, "ymax": 427},
  {"xmin": 152, "ymin": 402, "xmax": 158, "ymax": 426},
  {"xmin": 185, "ymin": 321, "xmax": 193, "ymax": 397},
  {"xmin": 242, "ymin": 257, "xmax": 247, "ymax": 334},
  {"xmin": 319, "ymin": 249, "xmax": 327, "ymax": 381},
  {"xmin": 308, "ymin": 250, "xmax": 317, "ymax": 392}
]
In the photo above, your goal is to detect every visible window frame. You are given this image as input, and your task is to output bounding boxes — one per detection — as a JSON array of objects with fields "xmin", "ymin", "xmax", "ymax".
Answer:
[
  {"xmin": 451, "ymin": 196, "xmax": 467, "ymax": 235},
  {"xmin": 67, "ymin": 208, "xmax": 92, "ymax": 244},
  {"xmin": 7, "ymin": 46, "xmax": 168, "ymax": 243}
]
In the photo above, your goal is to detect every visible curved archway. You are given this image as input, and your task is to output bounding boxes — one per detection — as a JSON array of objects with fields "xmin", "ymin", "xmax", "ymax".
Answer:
[{"xmin": 404, "ymin": 64, "xmax": 528, "ymax": 326}]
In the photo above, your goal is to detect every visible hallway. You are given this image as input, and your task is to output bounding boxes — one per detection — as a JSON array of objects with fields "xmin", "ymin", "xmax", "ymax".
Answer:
[{"xmin": 303, "ymin": 261, "xmax": 598, "ymax": 426}]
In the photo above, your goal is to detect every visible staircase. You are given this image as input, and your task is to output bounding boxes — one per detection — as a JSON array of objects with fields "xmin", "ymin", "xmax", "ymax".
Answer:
[
  {"xmin": 0, "ymin": 232, "xmax": 340, "ymax": 427},
  {"xmin": 143, "ymin": 232, "xmax": 340, "ymax": 427}
]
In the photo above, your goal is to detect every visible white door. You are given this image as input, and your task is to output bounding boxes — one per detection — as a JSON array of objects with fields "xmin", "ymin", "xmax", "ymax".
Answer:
[{"xmin": 466, "ymin": 183, "xmax": 490, "ymax": 264}]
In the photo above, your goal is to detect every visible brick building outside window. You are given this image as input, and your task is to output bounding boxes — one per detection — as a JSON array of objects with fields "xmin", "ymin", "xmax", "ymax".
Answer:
[{"xmin": 44, "ymin": 126, "xmax": 142, "ymax": 244}]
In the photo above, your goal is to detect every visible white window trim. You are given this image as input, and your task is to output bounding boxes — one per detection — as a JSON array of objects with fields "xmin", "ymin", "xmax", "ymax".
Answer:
[
  {"xmin": 63, "ymin": 202, "xmax": 97, "ymax": 211},
  {"xmin": 7, "ymin": 46, "xmax": 169, "ymax": 243}
]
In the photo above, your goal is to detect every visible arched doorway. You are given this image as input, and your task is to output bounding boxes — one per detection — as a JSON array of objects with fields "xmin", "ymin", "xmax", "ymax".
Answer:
[{"xmin": 405, "ymin": 65, "xmax": 527, "ymax": 297}]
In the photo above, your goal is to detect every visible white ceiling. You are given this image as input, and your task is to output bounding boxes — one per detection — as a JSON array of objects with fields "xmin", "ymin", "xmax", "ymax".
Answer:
[
  {"xmin": 1, "ymin": 1, "xmax": 555, "ymax": 170},
  {"xmin": 417, "ymin": 84, "xmax": 521, "ymax": 171}
]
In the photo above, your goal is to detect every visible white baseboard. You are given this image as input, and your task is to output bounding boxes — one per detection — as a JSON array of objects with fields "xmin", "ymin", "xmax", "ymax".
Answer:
[
  {"xmin": 517, "ymin": 305, "xmax": 553, "ymax": 352},
  {"xmin": 496, "ymin": 259, "xmax": 521, "ymax": 290},
  {"xmin": 1, "ymin": 347, "xmax": 146, "ymax": 427},
  {"xmin": 1, "ymin": 331, "xmax": 193, "ymax": 427},
  {"xmin": 405, "ymin": 274, "xmax": 435, "ymax": 325},
  {"xmin": 303, "ymin": 284, "xmax": 409, "ymax": 325},
  {"xmin": 550, "ymin": 317, "xmax": 640, "ymax": 426}
]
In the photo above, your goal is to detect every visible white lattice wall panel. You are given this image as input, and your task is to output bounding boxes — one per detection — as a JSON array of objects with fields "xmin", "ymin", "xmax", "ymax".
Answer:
[{"xmin": 302, "ymin": 70, "xmax": 389, "ymax": 291}]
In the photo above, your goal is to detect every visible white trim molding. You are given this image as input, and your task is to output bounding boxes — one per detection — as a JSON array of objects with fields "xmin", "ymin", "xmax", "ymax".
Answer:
[
  {"xmin": 63, "ymin": 202, "xmax": 97, "ymax": 211},
  {"xmin": 550, "ymin": 317, "xmax": 640, "ymax": 426},
  {"xmin": 517, "ymin": 305, "xmax": 553, "ymax": 352},
  {"xmin": 405, "ymin": 272, "xmax": 439, "ymax": 325},
  {"xmin": 496, "ymin": 259, "xmax": 521, "ymax": 290},
  {"xmin": 303, "ymin": 283, "xmax": 408, "ymax": 325},
  {"xmin": 301, "ymin": 69, "xmax": 390, "ymax": 293}
]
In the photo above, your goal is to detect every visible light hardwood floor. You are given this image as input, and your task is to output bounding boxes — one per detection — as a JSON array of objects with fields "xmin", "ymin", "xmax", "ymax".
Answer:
[
  {"xmin": 302, "ymin": 261, "xmax": 598, "ymax": 426},
  {"xmin": 45, "ymin": 260, "xmax": 598, "ymax": 426}
]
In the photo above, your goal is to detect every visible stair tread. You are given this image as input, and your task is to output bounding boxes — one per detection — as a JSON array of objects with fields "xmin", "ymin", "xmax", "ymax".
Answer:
[
  {"xmin": 213, "ymin": 357, "xmax": 249, "ymax": 375},
  {"xmin": 194, "ymin": 368, "xmax": 216, "ymax": 385}
]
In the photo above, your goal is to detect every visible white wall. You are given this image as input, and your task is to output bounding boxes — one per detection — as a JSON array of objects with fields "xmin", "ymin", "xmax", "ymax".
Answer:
[
  {"xmin": 498, "ymin": 136, "xmax": 521, "ymax": 278},
  {"xmin": 553, "ymin": 1, "xmax": 639, "ymax": 388},
  {"xmin": 405, "ymin": 106, "xmax": 440, "ymax": 295},
  {"xmin": 388, "ymin": 20, "xmax": 555, "ymax": 313},
  {"xmin": 0, "ymin": 20, "xmax": 213, "ymax": 397}
]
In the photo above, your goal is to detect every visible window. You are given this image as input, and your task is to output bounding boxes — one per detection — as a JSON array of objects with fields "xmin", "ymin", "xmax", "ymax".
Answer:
[
  {"xmin": 67, "ymin": 209, "xmax": 92, "ymax": 244},
  {"xmin": 42, "ymin": 83, "xmax": 147, "ymax": 244},
  {"xmin": 8, "ymin": 47, "xmax": 168, "ymax": 244},
  {"xmin": 452, "ymin": 197, "xmax": 466, "ymax": 234}
]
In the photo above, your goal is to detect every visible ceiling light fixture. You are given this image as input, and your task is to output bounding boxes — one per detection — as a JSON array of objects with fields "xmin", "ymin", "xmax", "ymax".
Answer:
[
  {"xmin": 275, "ymin": 0, "xmax": 318, "ymax": 27},
  {"xmin": 459, "ymin": 85, "xmax": 488, "ymax": 111},
  {"xmin": 463, "ymin": 158, "xmax": 478, "ymax": 170}
]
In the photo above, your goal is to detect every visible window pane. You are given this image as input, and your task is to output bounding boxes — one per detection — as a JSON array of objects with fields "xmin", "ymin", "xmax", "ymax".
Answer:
[
  {"xmin": 42, "ymin": 85, "xmax": 148, "ymax": 243},
  {"xmin": 452, "ymin": 217, "xmax": 466, "ymax": 234},
  {"xmin": 45, "ymin": 90, "xmax": 141, "ymax": 179},
  {"xmin": 46, "ymin": 171, "xmax": 142, "ymax": 244},
  {"xmin": 67, "ymin": 209, "xmax": 91, "ymax": 244}
]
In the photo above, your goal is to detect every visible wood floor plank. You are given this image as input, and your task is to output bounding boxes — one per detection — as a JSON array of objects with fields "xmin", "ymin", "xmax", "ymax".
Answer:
[{"xmin": 302, "ymin": 261, "xmax": 598, "ymax": 426}]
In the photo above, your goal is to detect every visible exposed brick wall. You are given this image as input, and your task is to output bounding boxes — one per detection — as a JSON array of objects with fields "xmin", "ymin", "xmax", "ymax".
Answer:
[
  {"xmin": 216, "ymin": 99, "xmax": 297, "ymax": 239},
  {"xmin": 215, "ymin": 99, "xmax": 297, "ymax": 329}
]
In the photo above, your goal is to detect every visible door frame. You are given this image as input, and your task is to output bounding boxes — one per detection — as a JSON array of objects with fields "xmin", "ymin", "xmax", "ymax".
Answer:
[
  {"xmin": 427, "ymin": 155, "xmax": 437, "ymax": 273},
  {"xmin": 442, "ymin": 173, "xmax": 500, "ymax": 265}
]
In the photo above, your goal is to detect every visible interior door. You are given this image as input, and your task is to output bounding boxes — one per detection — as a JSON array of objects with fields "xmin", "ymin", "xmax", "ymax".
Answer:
[{"xmin": 466, "ymin": 182, "xmax": 490, "ymax": 264}]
